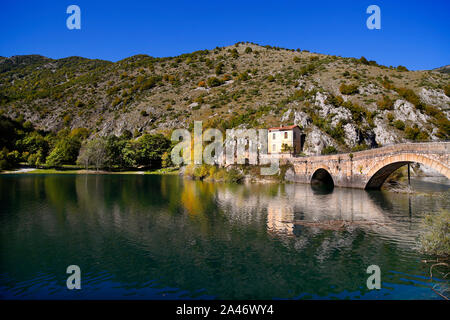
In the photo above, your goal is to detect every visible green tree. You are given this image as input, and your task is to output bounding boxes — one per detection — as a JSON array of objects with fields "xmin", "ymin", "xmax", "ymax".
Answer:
[
  {"xmin": 135, "ymin": 134, "xmax": 171, "ymax": 168},
  {"xmin": 16, "ymin": 131, "xmax": 49, "ymax": 158},
  {"xmin": 122, "ymin": 141, "xmax": 137, "ymax": 167},
  {"xmin": 105, "ymin": 135, "xmax": 128, "ymax": 168},
  {"xmin": 46, "ymin": 135, "xmax": 81, "ymax": 166}
]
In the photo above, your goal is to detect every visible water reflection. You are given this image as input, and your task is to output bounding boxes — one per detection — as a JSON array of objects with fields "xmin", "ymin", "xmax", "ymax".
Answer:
[{"xmin": 0, "ymin": 174, "xmax": 448, "ymax": 299}]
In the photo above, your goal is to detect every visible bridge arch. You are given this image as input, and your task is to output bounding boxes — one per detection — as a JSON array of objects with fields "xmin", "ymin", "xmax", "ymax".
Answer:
[
  {"xmin": 365, "ymin": 153, "xmax": 450, "ymax": 190},
  {"xmin": 311, "ymin": 167, "xmax": 334, "ymax": 188}
]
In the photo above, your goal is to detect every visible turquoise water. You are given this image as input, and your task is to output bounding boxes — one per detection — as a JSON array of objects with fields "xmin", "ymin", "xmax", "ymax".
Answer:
[{"xmin": 0, "ymin": 174, "xmax": 448, "ymax": 299}]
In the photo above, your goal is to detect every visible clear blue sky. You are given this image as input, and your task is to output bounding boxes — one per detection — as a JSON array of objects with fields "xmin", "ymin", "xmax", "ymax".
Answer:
[{"xmin": 1, "ymin": 0, "xmax": 449, "ymax": 70}]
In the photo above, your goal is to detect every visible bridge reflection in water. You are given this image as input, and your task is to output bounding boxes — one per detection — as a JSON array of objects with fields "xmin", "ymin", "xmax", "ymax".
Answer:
[{"xmin": 214, "ymin": 180, "xmax": 449, "ymax": 246}]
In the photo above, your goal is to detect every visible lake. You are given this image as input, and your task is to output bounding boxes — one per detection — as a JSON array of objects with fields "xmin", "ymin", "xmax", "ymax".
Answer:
[{"xmin": 0, "ymin": 174, "xmax": 449, "ymax": 299}]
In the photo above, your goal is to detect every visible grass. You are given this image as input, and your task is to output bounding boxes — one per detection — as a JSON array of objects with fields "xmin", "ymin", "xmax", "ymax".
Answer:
[
  {"xmin": 12, "ymin": 167, "xmax": 180, "ymax": 175},
  {"xmin": 145, "ymin": 167, "xmax": 179, "ymax": 175}
]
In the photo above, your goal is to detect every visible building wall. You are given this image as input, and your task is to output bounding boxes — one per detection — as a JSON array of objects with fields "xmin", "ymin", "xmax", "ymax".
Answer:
[
  {"xmin": 292, "ymin": 127, "xmax": 302, "ymax": 154},
  {"xmin": 268, "ymin": 127, "xmax": 302, "ymax": 154}
]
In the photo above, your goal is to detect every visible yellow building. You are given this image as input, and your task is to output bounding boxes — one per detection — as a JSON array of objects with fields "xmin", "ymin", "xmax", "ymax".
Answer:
[{"xmin": 268, "ymin": 125, "xmax": 304, "ymax": 154}]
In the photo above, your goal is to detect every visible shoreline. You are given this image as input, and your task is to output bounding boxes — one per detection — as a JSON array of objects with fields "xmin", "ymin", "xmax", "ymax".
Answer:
[
  {"xmin": 0, "ymin": 167, "xmax": 179, "ymax": 175},
  {"xmin": 1, "ymin": 168, "xmax": 448, "ymax": 194}
]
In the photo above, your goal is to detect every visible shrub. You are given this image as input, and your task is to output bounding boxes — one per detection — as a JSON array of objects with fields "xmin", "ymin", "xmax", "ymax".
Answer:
[
  {"xmin": 395, "ymin": 87, "xmax": 422, "ymax": 107},
  {"xmin": 359, "ymin": 56, "xmax": 369, "ymax": 65},
  {"xmin": 424, "ymin": 105, "xmax": 440, "ymax": 118},
  {"xmin": 0, "ymin": 148, "xmax": 19, "ymax": 170},
  {"xmin": 215, "ymin": 62, "xmax": 224, "ymax": 75},
  {"xmin": 444, "ymin": 84, "xmax": 450, "ymax": 97},
  {"xmin": 281, "ymin": 143, "xmax": 294, "ymax": 153},
  {"xmin": 298, "ymin": 64, "xmax": 315, "ymax": 76},
  {"xmin": 226, "ymin": 168, "xmax": 244, "ymax": 183},
  {"xmin": 293, "ymin": 56, "xmax": 301, "ymax": 63},
  {"xmin": 405, "ymin": 125, "xmax": 429, "ymax": 141},
  {"xmin": 112, "ymin": 96, "xmax": 122, "ymax": 107},
  {"xmin": 0, "ymin": 159, "xmax": 10, "ymax": 171},
  {"xmin": 140, "ymin": 110, "xmax": 149, "ymax": 117},
  {"xmin": 321, "ymin": 146, "xmax": 337, "ymax": 155},
  {"xmin": 436, "ymin": 117, "xmax": 450, "ymax": 139},
  {"xmin": 381, "ymin": 76, "xmax": 395, "ymax": 90},
  {"xmin": 198, "ymin": 80, "xmax": 206, "ymax": 87},
  {"xmin": 393, "ymin": 120, "xmax": 405, "ymax": 130},
  {"xmin": 245, "ymin": 47, "xmax": 252, "ymax": 54},
  {"xmin": 387, "ymin": 113, "xmax": 394, "ymax": 123},
  {"xmin": 419, "ymin": 210, "xmax": 449, "ymax": 256},
  {"xmin": 63, "ymin": 114, "xmax": 72, "ymax": 126},
  {"xmin": 339, "ymin": 83, "xmax": 359, "ymax": 95},
  {"xmin": 237, "ymin": 72, "xmax": 250, "ymax": 81},
  {"xmin": 326, "ymin": 94, "xmax": 344, "ymax": 107},
  {"xmin": 74, "ymin": 100, "xmax": 84, "ymax": 108},
  {"xmin": 161, "ymin": 151, "xmax": 173, "ymax": 168},
  {"xmin": 397, "ymin": 65, "xmax": 408, "ymax": 72},
  {"xmin": 70, "ymin": 128, "xmax": 90, "ymax": 140},
  {"xmin": 351, "ymin": 144, "xmax": 369, "ymax": 152},
  {"xmin": 377, "ymin": 95, "xmax": 394, "ymax": 110},
  {"xmin": 194, "ymin": 164, "xmax": 210, "ymax": 180},
  {"xmin": 206, "ymin": 77, "xmax": 224, "ymax": 87}
]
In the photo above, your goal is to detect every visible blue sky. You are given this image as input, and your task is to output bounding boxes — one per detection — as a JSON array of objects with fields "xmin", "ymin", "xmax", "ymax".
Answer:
[{"xmin": 1, "ymin": 0, "xmax": 449, "ymax": 70}]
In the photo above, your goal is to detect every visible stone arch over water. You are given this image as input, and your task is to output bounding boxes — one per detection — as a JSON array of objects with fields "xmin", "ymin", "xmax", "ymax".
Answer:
[
  {"xmin": 311, "ymin": 167, "xmax": 334, "ymax": 189},
  {"xmin": 365, "ymin": 153, "xmax": 450, "ymax": 190}
]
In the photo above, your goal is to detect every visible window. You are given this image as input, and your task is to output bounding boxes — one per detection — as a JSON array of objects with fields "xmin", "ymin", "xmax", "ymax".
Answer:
[
  {"xmin": 273, "ymin": 133, "xmax": 276, "ymax": 139},
  {"xmin": 272, "ymin": 144, "xmax": 276, "ymax": 152},
  {"xmin": 284, "ymin": 132, "xmax": 288, "ymax": 139}
]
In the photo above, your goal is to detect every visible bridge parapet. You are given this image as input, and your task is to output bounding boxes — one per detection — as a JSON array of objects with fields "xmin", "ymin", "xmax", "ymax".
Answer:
[{"xmin": 288, "ymin": 142, "xmax": 450, "ymax": 189}]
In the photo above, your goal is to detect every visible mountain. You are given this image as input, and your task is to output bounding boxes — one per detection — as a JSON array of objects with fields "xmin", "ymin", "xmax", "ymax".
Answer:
[
  {"xmin": 0, "ymin": 42, "xmax": 449, "ymax": 155},
  {"xmin": 433, "ymin": 65, "xmax": 450, "ymax": 74}
]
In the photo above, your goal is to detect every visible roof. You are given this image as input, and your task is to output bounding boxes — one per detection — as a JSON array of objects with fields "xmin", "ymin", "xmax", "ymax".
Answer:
[{"xmin": 268, "ymin": 125, "xmax": 300, "ymax": 132}]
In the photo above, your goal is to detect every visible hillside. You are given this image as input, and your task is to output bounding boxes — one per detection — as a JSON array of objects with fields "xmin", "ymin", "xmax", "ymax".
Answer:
[
  {"xmin": 1, "ymin": 42, "xmax": 449, "ymax": 155},
  {"xmin": 434, "ymin": 65, "xmax": 450, "ymax": 74}
]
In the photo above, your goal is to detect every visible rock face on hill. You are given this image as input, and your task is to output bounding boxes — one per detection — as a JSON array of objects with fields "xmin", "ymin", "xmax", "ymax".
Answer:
[{"xmin": 1, "ymin": 43, "xmax": 449, "ymax": 155}]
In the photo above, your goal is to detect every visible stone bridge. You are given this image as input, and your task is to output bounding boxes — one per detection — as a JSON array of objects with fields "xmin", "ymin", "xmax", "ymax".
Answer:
[{"xmin": 286, "ymin": 142, "xmax": 450, "ymax": 189}]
